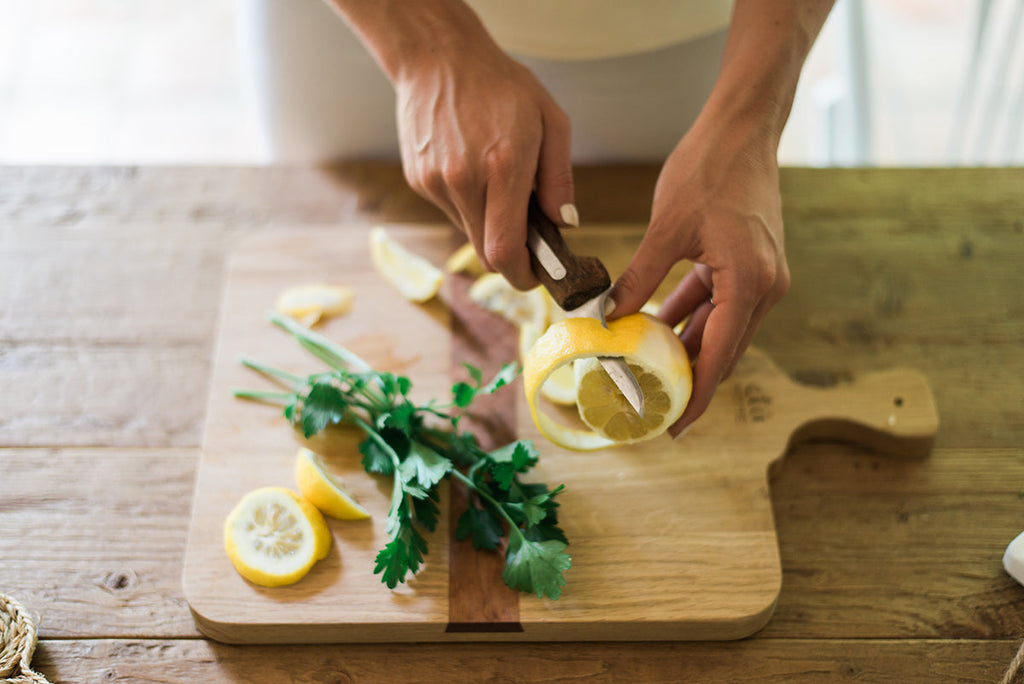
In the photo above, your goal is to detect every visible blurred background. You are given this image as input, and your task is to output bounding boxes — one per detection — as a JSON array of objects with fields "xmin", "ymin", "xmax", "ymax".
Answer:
[{"xmin": 0, "ymin": 0, "xmax": 1020, "ymax": 167}]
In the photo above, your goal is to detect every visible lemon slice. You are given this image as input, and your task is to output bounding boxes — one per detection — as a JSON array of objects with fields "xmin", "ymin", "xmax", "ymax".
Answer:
[
  {"xmin": 223, "ymin": 486, "xmax": 331, "ymax": 587},
  {"xmin": 444, "ymin": 242, "xmax": 486, "ymax": 276},
  {"xmin": 369, "ymin": 227, "xmax": 444, "ymax": 302},
  {"xmin": 294, "ymin": 447, "xmax": 371, "ymax": 520},
  {"xmin": 522, "ymin": 313, "xmax": 692, "ymax": 450},
  {"xmin": 467, "ymin": 272, "xmax": 548, "ymax": 329},
  {"xmin": 276, "ymin": 284, "xmax": 355, "ymax": 327}
]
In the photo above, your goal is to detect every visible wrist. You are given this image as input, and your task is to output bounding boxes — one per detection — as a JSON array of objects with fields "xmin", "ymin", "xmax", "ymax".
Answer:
[
  {"xmin": 326, "ymin": 0, "xmax": 494, "ymax": 85},
  {"xmin": 699, "ymin": 0, "xmax": 833, "ymax": 150}
]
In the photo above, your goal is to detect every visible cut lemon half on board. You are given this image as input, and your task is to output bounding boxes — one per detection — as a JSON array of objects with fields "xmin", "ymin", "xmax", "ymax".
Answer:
[
  {"xmin": 369, "ymin": 227, "xmax": 444, "ymax": 303},
  {"xmin": 523, "ymin": 313, "xmax": 692, "ymax": 450},
  {"xmin": 223, "ymin": 486, "xmax": 331, "ymax": 587},
  {"xmin": 294, "ymin": 447, "xmax": 371, "ymax": 520},
  {"xmin": 275, "ymin": 284, "xmax": 355, "ymax": 327},
  {"xmin": 467, "ymin": 272, "xmax": 548, "ymax": 329}
]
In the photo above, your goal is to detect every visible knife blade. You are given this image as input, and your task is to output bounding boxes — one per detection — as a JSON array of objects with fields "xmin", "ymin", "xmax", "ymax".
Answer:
[{"xmin": 525, "ymin": 192, "xmax": 645, "ymax": 417}]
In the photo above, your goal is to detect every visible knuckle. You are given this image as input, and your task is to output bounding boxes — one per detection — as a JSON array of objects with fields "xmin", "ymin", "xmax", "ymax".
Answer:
[
  {"xmin": 417, "ymin": 167, "xmax": 446, "ymax": 199},
  {"xmin": 440, "ymin": 160, "xmax": 474, "ymax": 195},
  {"xmin": 548, "ymin": 167, "xmax": 575, "ymax": 193},
  {"xmin": 752, "ymin": 254, "xmax": 778, "ymax": 294},
  {"xmin": 615, "ymin": 265, "xmax": 644, "ymax": 297},
  {"xmin": 773, "ymin": 262, "xmax": 792, "ymax": 299},
  {"xmin": 483, "ymin": 239, "xmax": 515, "ymax": 270},
  {"xmin": 484, "ymin": 143, "xmax": 518, "ymax": 178}
]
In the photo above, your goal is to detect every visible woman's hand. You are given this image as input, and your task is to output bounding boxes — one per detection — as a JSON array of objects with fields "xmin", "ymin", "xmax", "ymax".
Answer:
[
  {"xmin": 608, "ymin": 110, "xmax": 790, "ymax": 436},
  {"xmin": 329, "ymin": 0, "xmax": 578, "ymax": 290},
  {"xmin": 393, "ymin": 33, "xmax": 576, "ymax": 290}
]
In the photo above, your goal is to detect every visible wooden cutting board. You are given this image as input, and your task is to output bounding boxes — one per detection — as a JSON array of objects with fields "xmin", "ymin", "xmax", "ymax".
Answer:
[{"xmin": 182, "ymin": 225, "xmax": 938, "ymax": 643}]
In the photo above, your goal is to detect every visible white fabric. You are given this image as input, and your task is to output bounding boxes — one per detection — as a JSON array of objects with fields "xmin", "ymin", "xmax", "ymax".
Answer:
[
  {"xmin": 465, "ymin": 0, "xmax": 731, "ymax": 61},
  {"xmin": 238, "ymin": 0, "xmax": 727, "ymax": 163}
]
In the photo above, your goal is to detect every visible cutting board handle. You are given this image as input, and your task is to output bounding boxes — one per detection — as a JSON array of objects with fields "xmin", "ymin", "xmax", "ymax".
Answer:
[{"xmin": 786, "ymin": 368, "xmax": 939, "ymax": 457}]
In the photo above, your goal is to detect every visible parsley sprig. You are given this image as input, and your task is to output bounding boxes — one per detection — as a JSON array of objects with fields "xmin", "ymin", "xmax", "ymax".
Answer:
[{"xmin": 232, "ymin": 312, "xmax": 571, "ymax": 599}]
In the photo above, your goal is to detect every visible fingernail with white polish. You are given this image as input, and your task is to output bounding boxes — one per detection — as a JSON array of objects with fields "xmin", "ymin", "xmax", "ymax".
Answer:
[
  {"xmin": 559, "ymin": 203, "xmax": 579, "ymax": 227},
  {"xmin": 604, "ymin": 295, "xmax": 617, "ymax": 317},
  {"xmin": 673, "ymin": 425, "xmax": 691, "ymax": 441}
]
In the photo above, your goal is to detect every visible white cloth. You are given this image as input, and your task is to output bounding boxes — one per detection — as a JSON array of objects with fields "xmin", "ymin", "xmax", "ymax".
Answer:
[
  {"xmin": 238, "ymin": 0, "xmax": 728, "ymax": 163},
  {"xmin": 465, "ymin": 0, "xmax": 731, "ymax": 61}
]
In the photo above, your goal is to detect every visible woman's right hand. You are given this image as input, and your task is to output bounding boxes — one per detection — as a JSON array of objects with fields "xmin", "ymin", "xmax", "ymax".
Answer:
[{"xmin": 354, "ymin": 0, "xmax": 578, "ymax": 290}]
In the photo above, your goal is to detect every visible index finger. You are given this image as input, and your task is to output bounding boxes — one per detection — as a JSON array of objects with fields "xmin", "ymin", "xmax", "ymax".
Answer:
[{"xmin": 483, "ymin": 175, "xmax": 538, "ymax": 290}]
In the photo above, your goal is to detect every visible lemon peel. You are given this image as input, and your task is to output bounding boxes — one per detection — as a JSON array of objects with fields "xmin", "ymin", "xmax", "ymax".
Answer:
[
  {"xmin": 467, "ymin": 272, "xmax": 548, "ymax": 329},
  {"xmin": 520, "ymin": 321, "xmax": 577, "ymax": 406},
  {"xmin": 522, "ymin": 313, "xmax": 692, "ymax": 450},
  {"xmin": 294, "ymin": 447, "xmax": 371, "ymax": 520},
  {"xmin": 369, "ymin": 227, "xmax": 443, "ymax": 302},
  {"xmin": 444, "ymin": 242, "xmax": 487, "ymax": 275},
  {"xmin": 276, "ymin": 284, "xmax": 355, "ymax": 327},
  {"xmin": 223, "ymin": 486, "xmax": 331, "ymax": 587}
]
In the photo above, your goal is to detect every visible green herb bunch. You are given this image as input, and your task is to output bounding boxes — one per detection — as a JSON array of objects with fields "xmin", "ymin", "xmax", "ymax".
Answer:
[{"xmin": 233, "ymin": 312, "xmax": 571, "ymax": 600}]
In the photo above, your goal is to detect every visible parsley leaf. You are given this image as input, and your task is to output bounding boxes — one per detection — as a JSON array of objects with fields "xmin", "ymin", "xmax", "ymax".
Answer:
[
  {"xmin": 455, "ymin": 502, "xmax": 504, "ymax": 550},
  {"xmin": 501, "ymin": 534, "xmax": 572, "ymax": 600},
  {"xmin": 234, "ymin": 311, "xmax": 571, "ymax": 599}
]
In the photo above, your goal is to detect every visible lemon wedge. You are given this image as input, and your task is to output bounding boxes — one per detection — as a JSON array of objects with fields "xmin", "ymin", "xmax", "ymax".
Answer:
[
  {"xmin": 444, "ymin": 242, "xmax": 486, "ymax": 276},
  {"xmin": 294, "ymin": 447, "xmax": 371, "ymax": 520},
  {"xmin": 275, "ymin": 284, "xmax": 355, "ymax": 326},
  {"xmin": 223, "ymin": 486, "xmax": 331, "ymax": 587},
  {"xmin": 369, "ymin": 227, "xmax": 444, "ymax": 302},
  {"xmin": 522, "ymin": 313, "xmax": 692, "ymax": 450},
  {"xmin": 467, "ymin": 272, "xmax": 548, "ymax": 329}
]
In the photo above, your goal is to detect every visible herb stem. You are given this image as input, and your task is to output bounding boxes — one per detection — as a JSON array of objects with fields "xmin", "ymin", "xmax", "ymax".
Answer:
[
  {"xmin": 268, "ymin": 311, "xmax": 373, "ymax": 372},
  {"xmin": 239, "ymin": 356, "xmax": 305, "ymax": 388},
  {"xmin": 231, "ymin": 389, "xmax": 294, "ymax": 404},
  {"xmin": 448, "ymin": 469, "xmax": 523, "ymax": 541}
]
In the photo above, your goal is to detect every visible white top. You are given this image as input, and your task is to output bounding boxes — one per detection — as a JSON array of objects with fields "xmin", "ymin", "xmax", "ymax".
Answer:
[{"xmin": 465, "ymin": 0, "xmax": 733, "ymax": 61}]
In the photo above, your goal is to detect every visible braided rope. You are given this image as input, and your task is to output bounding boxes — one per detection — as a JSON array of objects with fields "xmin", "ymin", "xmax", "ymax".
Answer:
[
  {"xmin": 0, "ymin": 594, "xmax": 49, "ymax": 684},
  {"xmin": 1003, "ymin": 637, "xmax": 1024, "ymax": 684}
]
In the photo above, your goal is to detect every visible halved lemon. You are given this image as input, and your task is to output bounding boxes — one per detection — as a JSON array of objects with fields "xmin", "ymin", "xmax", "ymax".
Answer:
[
  {"xmin": 223, "ymin": 486, "xmax": 331, "ymax": 587},
  {"xmin": 294, "ymin": 447, "xmax": 371, "ymax": 520},
  {"xmin": 444, "ymin": 242, "xmax": 486, "ymax": 276},
  {"xmin": 369, "ymin": 227, "xmax": 444, "ymax": 303},
  {"xmin": 275, "ymin": 284, "xmax": 355, "ymax": 327},
  {"xmin": 522, "ymin": 313, "xmax": 692, "ymax": 450},
  {"xmin": 467, "ymin": 272, "xmax": 548, "ymax": 329}
]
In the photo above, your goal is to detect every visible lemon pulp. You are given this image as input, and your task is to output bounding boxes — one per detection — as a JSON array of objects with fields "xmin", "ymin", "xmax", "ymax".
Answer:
[{"xmin": 223, "ymin": 486, "xmax": 331, "ymax": 587}]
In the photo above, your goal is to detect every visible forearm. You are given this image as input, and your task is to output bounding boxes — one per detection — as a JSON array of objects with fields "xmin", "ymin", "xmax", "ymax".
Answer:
[
  {"xmin": 702, "ymin": 0, "xmax": 836, "ymax": 149},
  {"xmin": 323, "ymin": 0, "xmax": 493, "ymax": 85}
]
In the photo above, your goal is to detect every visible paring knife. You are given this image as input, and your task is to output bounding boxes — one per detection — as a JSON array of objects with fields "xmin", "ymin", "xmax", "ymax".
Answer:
[{"xmin": 525, "ymin": 192, "xmax": 645, "ymax": 417}]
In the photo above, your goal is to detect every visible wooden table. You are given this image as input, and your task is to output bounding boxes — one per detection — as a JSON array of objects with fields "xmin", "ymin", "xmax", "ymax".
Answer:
[{"xmin": 1, "ymin": 164, "xmax": 1022, "ymax": 682}]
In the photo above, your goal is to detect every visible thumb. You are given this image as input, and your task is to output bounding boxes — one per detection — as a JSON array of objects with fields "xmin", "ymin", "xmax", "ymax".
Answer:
[
  {"xmin": 535, "ymin": 105, "xmax": 578, "ymax": 227},
  {"xmin": 608, "ymin": 231, "xmax": 679, "ymax": 319}
]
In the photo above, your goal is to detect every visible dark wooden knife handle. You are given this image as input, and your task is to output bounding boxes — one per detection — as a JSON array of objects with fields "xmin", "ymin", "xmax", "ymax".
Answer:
[{"xmin": 526, "ymin": 193, "xmax": 610, "ymax": 311}]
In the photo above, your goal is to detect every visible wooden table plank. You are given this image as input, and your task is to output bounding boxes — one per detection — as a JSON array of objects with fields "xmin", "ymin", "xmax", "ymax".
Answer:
[
  {"xmin": 3, "ymin": 445, "xmax": 1021, "ymax": 641},
  {"xmin": 765, "ymin": 445, "xmax": 1024, "ymax": 639},
  {"xmin": 30, "ymin": 638, "xmax": 1022, "ymax": 683},
  {"xmin": 0, "ymin": 449, "xmax": 200, "ymax": 638}
]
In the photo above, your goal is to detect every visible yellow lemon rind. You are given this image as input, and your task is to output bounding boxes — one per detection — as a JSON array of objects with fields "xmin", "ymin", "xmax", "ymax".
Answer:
[
  {"xmin": 523, "ymin": 313, "xmax": 691, "ymax": 451},
  {"xmin": 295, "ymin": 447, "xmax": 371, "ymax": 521},
  {"xmin": 369, "ymin": 227, "xmax": 444, "ymax": 303},
  {"xmin": 223, "ymin": 486, "xmax": 331, "ymax": 588}
]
